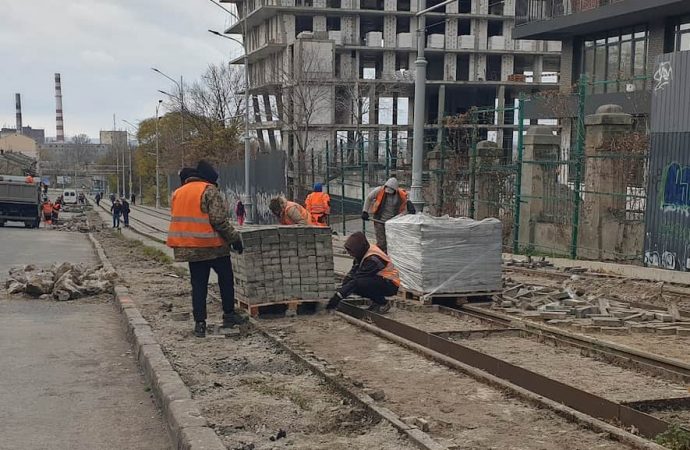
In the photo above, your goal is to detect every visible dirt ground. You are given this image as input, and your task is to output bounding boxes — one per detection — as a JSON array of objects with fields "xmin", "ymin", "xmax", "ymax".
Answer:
[
  {"xmin": 387, "ymin": 308, "xmax": 503, "ymax": 332},
  {"xmin": 89, "ymin": 212, "xmax": 414, "ymax": 450},
  {"xmin": 264, "ymin": 316, "xmax": 629, "ymax": 449}
]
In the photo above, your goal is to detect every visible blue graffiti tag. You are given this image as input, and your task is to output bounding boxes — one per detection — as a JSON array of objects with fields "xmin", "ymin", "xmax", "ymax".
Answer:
[{"xmin": 662, "ymin": 162, "xmax": 690, "ymax": 210}]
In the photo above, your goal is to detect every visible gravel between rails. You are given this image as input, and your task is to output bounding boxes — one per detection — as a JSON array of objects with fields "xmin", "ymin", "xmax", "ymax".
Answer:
[
  {"xmin": 89, "ymin": 212, "xmax": 415, "ymax": 450},
  {"xmin": 264, "ymin": 316, "xmax": 630, "ymax": 450}
]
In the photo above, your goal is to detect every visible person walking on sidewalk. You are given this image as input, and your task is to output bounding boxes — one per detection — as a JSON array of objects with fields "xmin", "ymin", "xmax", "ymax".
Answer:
[
  {"xmin": 131, "ymin": 193, "xmax": 136, "ymax": 206},
  {"xmin": 269, "ymin": 196, "xmax": 311, "ymax": 225},
  {"xmin": 235, "ymin": 200, "xmax": 246, "ymax": 226},
  {"xmin": 326, "ymin": 231, "xmax": 399, "ymax": 313},
  {"xmin": 121, "ymin": 198, "xmax": 130, "ymax": 228},
  {"xmin": 305, "ymin": 183, "xmax": 331, "ymax": 227},
  {"xmin": 362, "ymin": 177, "xmax": 415, "ymax": 253},
  {"xmin": 111, "ymin": 199, "xmax": 122, "ymax": 228},
  {"xmin": 167, "ymin": 161, "xmax": 246, "ymax": 338},
  {"xmin": 95, "ymin": 192, "xmax": 101, "ymax": 206}
]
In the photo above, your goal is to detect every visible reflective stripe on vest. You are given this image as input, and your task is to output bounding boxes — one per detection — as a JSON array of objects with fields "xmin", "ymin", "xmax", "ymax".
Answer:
[
  {"xmin": 363, "ymin": 244, "xmax": 400, "ymax": 287},
  {"xmin": 281, "ymin": 201, "xmax": 311, "ymax": 225},
  {"xmin": 166, "ymin": 181, "xmax": 225, "ymax": 248},
  {"xmin": 370, "ymin": 188, "xmax": 408, "ymax": 215}
]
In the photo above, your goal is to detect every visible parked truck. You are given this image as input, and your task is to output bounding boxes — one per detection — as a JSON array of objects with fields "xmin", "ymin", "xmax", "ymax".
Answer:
[{"xmin": 0, "ymin": 175, "xmax": 41, "ymax": 228}]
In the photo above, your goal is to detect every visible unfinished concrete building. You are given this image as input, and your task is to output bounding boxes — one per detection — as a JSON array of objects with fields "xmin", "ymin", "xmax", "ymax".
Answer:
[{"xmin": 222, "ymin": 0, "xmax": 561, "ymax": 196}]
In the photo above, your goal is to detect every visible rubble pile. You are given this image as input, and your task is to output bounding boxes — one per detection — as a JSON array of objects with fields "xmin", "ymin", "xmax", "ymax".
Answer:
[
  {"xmin": 52, "ymin": 213, "xmax": 94, "ymax": 233},
  {"xmin": 5, "ymin": 262, "xmax": 116, "ymax": 301},
  {"xmin": 495, "ymin": 281, "xmax": 690, "ymax": 335}
]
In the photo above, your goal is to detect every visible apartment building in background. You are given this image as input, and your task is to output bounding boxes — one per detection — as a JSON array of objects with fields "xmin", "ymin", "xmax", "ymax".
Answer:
[
  {"xmin": 221, "ymin": 0, "xmax": 561, "ymax": 195},
  {"xmin": 514, "ymin": 0, "xmax": 690, "ymax": 149}
]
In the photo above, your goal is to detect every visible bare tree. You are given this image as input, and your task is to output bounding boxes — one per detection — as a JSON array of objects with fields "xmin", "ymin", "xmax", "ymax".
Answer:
[{"xmin": 279, "ymin": 41, "xmax": 334, "ymax": 198}]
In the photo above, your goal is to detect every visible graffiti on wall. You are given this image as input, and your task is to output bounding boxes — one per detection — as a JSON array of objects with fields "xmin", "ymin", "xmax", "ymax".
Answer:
[{"xmin": 661, "ymin": 162, "xmax": 690, "ymax": 211}]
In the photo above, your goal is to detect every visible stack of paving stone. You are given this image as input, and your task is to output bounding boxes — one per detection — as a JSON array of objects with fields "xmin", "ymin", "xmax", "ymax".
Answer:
[{"xmin": 231, "ymin": 226, "xmax": 334, "ymax": 304}]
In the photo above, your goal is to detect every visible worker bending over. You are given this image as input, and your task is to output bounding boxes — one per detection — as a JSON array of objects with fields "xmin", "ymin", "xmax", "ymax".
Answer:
[
  {"xmin": 167, "ymin": 161, "xmax": 246, "ymax": 338},
  {"xmin": 362, "ymin": 177, "xmax": 415, "ymax": 253},
  {"xmin": 327, "ymin": 231, "xmax": 399, "ymax": 313},
  {"xmin": 269, "ymin": 196, "xmax": 311, "ymax": 225},
  {"xmin": 305, "ymin": 183, "xmax": 330, "ymax": 227}
]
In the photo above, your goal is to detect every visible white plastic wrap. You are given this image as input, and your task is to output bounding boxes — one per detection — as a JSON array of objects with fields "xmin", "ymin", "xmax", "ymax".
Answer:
[{"xmin": 386, "ymin": 215, "xmax": 502, "ymax": 295}]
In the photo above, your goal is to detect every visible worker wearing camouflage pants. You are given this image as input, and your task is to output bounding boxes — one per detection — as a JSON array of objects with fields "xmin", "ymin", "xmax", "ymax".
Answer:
[{"xmin": 361, "ymin": 177, "xmax": 414, "ymax": 253}]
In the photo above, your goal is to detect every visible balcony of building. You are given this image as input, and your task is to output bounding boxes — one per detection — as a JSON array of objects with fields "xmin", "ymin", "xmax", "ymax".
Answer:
[{"xmin": 513, "ymin": 0, "xmax": 690, "ymax": 40}]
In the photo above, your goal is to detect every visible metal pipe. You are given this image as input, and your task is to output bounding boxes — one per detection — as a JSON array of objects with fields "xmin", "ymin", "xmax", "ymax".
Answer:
[{"xmin": 410, "ymin": 0, "xmax": 458, "ymax": 213}]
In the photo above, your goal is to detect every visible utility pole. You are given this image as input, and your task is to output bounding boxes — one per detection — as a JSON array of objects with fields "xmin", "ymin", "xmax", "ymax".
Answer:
[
  {"xmin": 410, "ymin": 0, "xmax": 458, "ymax": 212},
  {"xmin": 155, "ymin": 100, "xmax": 162, "ymax": 208},
  {"xmin": 113, "ymin": 114, "xmax": 119, "ymax": 196}
]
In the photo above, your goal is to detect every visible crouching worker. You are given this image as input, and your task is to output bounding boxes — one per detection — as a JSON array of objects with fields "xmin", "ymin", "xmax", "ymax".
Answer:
[{"xmin": 326, "ymin": 231, "xmax": 399, "ymax": 313}]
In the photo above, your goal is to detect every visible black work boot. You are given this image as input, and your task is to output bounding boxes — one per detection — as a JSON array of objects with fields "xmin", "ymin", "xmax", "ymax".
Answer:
[
  {"xmin": 194, "ymin": 321, "xmax": 207, "ymax": 338},
  {"xmin": 367, "ymin": 300, "xmax": 391, "ymax": 314},
  {"xmin": 222, "ymin": 312, "xmax": 248, "ymax": 328}
]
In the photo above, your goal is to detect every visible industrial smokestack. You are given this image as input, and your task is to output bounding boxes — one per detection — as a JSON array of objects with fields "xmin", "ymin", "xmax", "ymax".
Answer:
[
  {"xmin": 15, "ymin": 93, "xmax": 22, "ymax": 134},
  {"xmin": 55, "ymin": 73, "xmax": 65, "ymax": 142}
]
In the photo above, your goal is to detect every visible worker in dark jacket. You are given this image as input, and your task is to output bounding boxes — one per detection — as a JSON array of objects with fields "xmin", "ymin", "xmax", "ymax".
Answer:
[
  {"xmin": 121, "ymin": 198, "xmax": 130, "ymax": 227},
  {"xmin": 111, "ymin": 199, "xmax": 122, "ymax": 228},
  {"xmin": 167, "ymin": 162, "xmax": 246, "ymax": 338},
  {"xmin": 327, "ymin": 231, "xmax": 400, "ymax": 313}
]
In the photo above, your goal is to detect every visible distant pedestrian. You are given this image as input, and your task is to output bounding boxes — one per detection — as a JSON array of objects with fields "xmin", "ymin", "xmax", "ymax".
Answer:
[
  {"xmin": 235, "ymin": 200, "xmax": 246, "ymax": 226},
  {"xmin": 111, "ymin": 199, "xmax": 122, "ymax": 228},
  {"xmin": 122, "ymin": 198, "xmax": 130, "ymax": 227},
  {"xmin": 95, "ymin": 192, "xmax": 101, "ymax": 206},
  {"xmin": 131, "ymin": 193, "xmax": 136, "ymax": 205},
  {"xmin": 109, "ymin": 193, "xmax": 116, "ymax": 203}
]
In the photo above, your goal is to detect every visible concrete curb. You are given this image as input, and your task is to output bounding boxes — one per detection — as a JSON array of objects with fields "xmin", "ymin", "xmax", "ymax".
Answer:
[{"xmin": 87, "ymin": 232, "xmax": 225, "ymax": 450}]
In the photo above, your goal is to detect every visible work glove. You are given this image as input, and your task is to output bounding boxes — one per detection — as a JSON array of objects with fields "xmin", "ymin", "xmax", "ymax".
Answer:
[
  {"xmin": 231, "ymin": 239, "xmax": 244, "ymax": 255},
  {"xmin": 406, "ymin": 200, "xmax": 416, "ymax": 215},
  {"xmin": 326, "ymin": 292, "xmax": 343, "ymax": 310},
  {"xmin": 361, "ymin": 211, "xmax": 369, "ymax": 221}
]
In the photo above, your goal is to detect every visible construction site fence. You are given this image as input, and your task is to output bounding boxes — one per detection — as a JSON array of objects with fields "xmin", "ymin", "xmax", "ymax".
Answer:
[{"xmin": 303, "ymin": 75, "xmax": 651, "ymax": 262}]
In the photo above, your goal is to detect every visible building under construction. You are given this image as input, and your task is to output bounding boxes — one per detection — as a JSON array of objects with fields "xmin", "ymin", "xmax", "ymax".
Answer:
[{"xmin": 221, "ymin": 0, "xmax": 560, "ymax": 196}]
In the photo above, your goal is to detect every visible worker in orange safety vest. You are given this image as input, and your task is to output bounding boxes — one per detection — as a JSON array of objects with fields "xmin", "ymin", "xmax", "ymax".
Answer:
[
  {"xmin": 361, "ymin": 177, "xmax": 415, "ymax": 253},
  {"xmin": 326, "ymin": 231, "xmax": 399, "ymax": 314},
  {"xmin": 166, "ymin": 161, "xmax": 247, "ymax": 338},
  {"xmin": 269, "ymin": 197, "xmax": 312, "ymax": 225},
  {"xmin": 41, "ymin": 199, "xmax": 53, "ymax": 225},
  {"xmin": 304, "ymin": 183, "xmax": 330, "ymax": 227}
]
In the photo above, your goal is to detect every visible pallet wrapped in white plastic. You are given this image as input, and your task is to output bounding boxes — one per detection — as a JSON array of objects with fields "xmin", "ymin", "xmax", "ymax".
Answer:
[{"xmin": 386, "ymin": 214, "xmax": 502, "ymax": 295}]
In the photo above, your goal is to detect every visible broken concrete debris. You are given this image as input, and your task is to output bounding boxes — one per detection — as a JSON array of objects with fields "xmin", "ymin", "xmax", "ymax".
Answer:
[
  {"xmin": 231, "ymin": 226, "xmax": 334, "ymax": 304},
  {"xmin": 51, "ymin": 213, "xmax": 95, "ymax": 233},
  {"xmin": 494, "ymin": 280, "xmax": 690, "ymax": 335},
  {"xmin": 5, "ymin": 262, "xmax": 115, "ymax": 300}
]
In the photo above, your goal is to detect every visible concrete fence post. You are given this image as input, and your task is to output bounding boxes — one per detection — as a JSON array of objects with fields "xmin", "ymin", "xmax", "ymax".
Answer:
[
  {"xmin": 475, "ymin": 140, "xmax": 502, "ymax": 220},
  {"xmin": 579, "ymin": 104, "xmax": 634, "ymax": 259},
  {"xmin": 518, "ymin": 126, "xmax": 560, "ymax": 248}
]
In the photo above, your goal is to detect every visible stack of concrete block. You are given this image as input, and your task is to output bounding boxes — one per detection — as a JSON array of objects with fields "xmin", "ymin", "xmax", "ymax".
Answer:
[
  {"xmin": 328, "ymin": 30, "xmax": 343, "ymax": 45},
  {"xmin": 546, "ymin": 40, "xmax": 562, "ymax": 52},
  {"xmin": 427, "ymin": 34, "xmax": 445, "ymax": 48},
  {"xmin": 516, "ymin": 40, "xmax": 536, "ymax": 51},
  {"xmin": 488, "ymin": 36, "xmax": 505, "ymax": 50},
  {"xmin": 458, "ymin": 35, "xmax": 475, "ymax": 49},
  {"xmin": 231, "ymin": 226, "xmax": 334, "ymax": 305},
  {"xmin": 366, "ymin": 31, "xmax": 383, "ymax": 47},
  {"xmin": 397, "ymin": 32, "xmax": 412, "ymax": 48}
]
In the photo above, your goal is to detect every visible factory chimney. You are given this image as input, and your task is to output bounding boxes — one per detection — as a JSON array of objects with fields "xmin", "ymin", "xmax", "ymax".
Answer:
[
  {"xmin": 55, "ymin": 73, "xmax": 65, "ymax": 142},
  {"xmin": 15, "ymin": 93, "xmax": 22, "ymax": 135}
]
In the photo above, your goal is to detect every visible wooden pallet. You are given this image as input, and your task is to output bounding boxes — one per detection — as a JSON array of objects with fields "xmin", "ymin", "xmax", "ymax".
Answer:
[
  {"xmin": 397, "ymin": 287, "xmax": 501, "ymax": 306},
  {"xmin": 235, "ymin": 298, "xmax": 326, "ymax": 318}
]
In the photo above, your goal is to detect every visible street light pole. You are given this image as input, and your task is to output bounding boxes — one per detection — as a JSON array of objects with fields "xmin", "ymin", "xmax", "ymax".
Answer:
[
  {"xmin": 155, "ymin": 100, "xmax": 163, "ymax": 209},
  {"xmin": 410, "ymin": 0, "xmax": 457, "ymax": 212},
  {"xmin": 209, "ymin": 18, "xmax": 253, "ymax": 224},
  {"xmin": 152, "ymin": 68, "xmax": 185, "ymax": 166},
  {"xmin": 122, "ymin": 119, "xmax": 137, "ymax": 201}
]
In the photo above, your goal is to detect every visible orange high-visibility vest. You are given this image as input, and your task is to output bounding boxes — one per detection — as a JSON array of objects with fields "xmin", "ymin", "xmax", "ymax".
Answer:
[
  {"xmin": 362, "ymin": 244, "xmax": 400, "ymax": 287},
  {"xmin": 166, "ymin": 181, "xmax": 225, "ymax": 248},
  {"xmin": 305, "ymin": 192, "xmax": 331, "ymax": 215},
  {"xmin": 281, "ymin": 201, "xmax": 312, "ymax": 225},
  {"xmin": 370, "ymin": 188, "xmax": 408, "ymax": 215},
  {"xmin": 42, "ymin": 202, "xmax": 53, "ymax": 215}
]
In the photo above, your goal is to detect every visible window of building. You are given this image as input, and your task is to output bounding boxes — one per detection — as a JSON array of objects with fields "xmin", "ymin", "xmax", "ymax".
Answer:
[
  {"xmin": 582, "ymin": 26, "xmax": 648, "ymax": 94},
  {"xmin": 673, "ymin": 15, "xmax": 690, "ymax": 51}
]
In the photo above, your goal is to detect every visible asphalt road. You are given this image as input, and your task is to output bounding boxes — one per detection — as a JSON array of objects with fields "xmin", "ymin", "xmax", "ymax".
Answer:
[{"xmin": 0, "ymin": 224, "xmax": 170, "ymax": 449}]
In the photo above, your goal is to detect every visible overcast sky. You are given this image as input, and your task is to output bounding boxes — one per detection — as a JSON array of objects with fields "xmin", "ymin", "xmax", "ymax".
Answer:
[{"xmin": 0, "ymin": 0, "xmax": 242, "ymax": 140}]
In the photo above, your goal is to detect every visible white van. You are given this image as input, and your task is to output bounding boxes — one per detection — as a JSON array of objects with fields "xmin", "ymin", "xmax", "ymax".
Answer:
[{"xmin": 62, "ymin": 189, "xmax": 78, "ymax": 204}]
